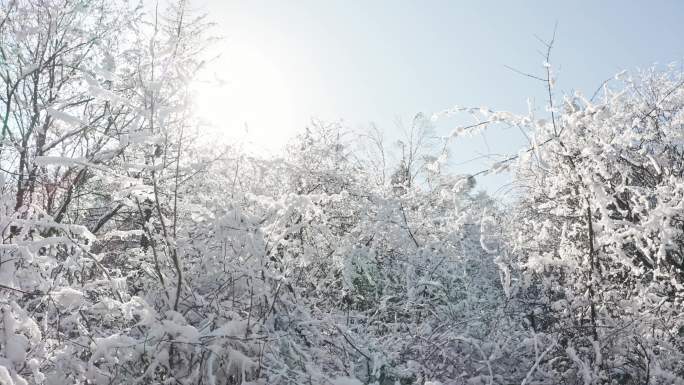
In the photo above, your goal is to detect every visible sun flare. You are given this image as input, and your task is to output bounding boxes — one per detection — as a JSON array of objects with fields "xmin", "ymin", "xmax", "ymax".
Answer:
[{"xmin": 192, "ymin": 40, "xmax": 297, "ymax": 153}]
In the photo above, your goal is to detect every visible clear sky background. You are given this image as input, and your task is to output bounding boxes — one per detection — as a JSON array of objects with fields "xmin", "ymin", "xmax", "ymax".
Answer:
[{"xmin": 190, "ymin": 0, "xmax": 684, "ymax": 194}]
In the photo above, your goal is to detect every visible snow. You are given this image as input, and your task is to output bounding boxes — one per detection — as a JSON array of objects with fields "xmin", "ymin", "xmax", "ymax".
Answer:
[
  {"xmin": 32, "ymin": 156, "xmax": 106, "ymax": 173},
  {"xmin": 0, "ymin": 366, "xmax": 16, "ymax": 385},
  {"xmin": 2, "ymin": 4, "xmax": 684, "ymax": 384},
  {"xmin": 19, "ymin": 64, "xmax": 39, "ymax": 78},
  {"xmin": 331, "ymin": 378, "xmax": 363, "ymax": 385},
  {"xmin": 45, "ymin": 107, "xmax": 85, "ymax": 126},
  {"xmin": 52, "ymin": 287, "xmax": 85, "ymax": 309},
  {"xmin": 5, "ymin": 334, "xmax": 29, "ymax": 364}
]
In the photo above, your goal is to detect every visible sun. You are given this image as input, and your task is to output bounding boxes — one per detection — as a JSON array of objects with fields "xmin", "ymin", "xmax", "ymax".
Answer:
[{"xmin": 191, "ymin": 40, "xmax": 298, "ymax": 154}]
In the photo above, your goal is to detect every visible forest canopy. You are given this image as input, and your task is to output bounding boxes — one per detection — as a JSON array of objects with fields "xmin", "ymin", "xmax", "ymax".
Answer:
[{"xmin": 0, "ymin": 1, "xmax": 682, "ymax": 385}]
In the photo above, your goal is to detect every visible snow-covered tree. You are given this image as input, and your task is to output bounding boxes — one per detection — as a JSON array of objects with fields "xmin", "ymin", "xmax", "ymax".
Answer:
[
  {"xmin": 504, "ymin": 66, "xmax": 684, "ymax": 384},
  {"xmin": 2, "ymin": 2, "xmax": 682, "ymax": 384}
]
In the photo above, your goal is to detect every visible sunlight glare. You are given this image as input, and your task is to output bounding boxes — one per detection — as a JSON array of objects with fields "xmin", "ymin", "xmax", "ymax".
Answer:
[{"xmin": 192, "ymin": 40, "xmax": 297, "ymax": 154}]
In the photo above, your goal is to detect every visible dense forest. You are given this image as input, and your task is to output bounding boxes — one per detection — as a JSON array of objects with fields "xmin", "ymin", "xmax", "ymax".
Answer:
[{"xmin": 0, "ymin": 1, "xmax": 683, "ymax": 384}]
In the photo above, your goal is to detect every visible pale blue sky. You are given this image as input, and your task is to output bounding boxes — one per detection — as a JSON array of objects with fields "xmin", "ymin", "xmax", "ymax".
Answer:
[{"xmin": 191, "ymin": 0, "xmax": 684, "ymax": 193}]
